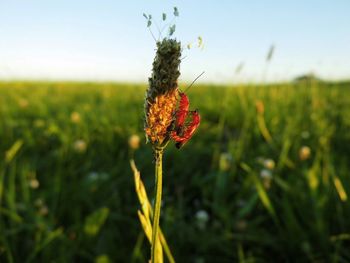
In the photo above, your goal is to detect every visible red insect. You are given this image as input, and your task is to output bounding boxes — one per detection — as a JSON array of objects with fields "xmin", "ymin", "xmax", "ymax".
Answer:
[
  {"xmin": 171, "ymin": 91, "xmax": 200, "ymax": 149},
  {"xmin": 174, "ymin": 92, "xmax": 190, "ymax": 127}
]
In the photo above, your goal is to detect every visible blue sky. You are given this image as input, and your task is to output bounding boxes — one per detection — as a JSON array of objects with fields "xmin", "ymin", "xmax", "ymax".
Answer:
[{"xmin": 0, "ymin": 0, "xmax": 349, "ymax": 83}]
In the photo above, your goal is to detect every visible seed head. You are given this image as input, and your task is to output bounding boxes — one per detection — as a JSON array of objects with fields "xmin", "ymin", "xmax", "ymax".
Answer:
[{"xmin": 145, "ymin": 38, "xmax": 182, "ymax": 147}]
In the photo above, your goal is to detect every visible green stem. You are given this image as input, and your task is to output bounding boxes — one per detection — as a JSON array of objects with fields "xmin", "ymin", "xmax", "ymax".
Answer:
[
  {"xmin": 151, "ymin": 149, "xmax": 163, "ymax": 263},
  {"xmin": 159, "ymin": 230, "xmax": 175, "ymax": 263}
]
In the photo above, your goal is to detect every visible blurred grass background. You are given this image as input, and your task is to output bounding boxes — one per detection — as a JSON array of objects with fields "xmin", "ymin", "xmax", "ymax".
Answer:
[{"xmin": 0, "ymin": 81, "xmax": 350, "ymax": 262}]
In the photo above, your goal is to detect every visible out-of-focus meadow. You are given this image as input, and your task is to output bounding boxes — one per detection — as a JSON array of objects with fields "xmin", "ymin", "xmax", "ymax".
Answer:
[{"xmin": 0, "ymin": 80, "xmax": 350, "ymax": 262}]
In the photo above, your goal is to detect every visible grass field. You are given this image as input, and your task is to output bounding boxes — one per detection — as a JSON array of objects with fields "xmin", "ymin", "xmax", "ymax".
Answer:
[{"xmin": 0, "ymin": 81, "xmax": 350, "ymax": 262}]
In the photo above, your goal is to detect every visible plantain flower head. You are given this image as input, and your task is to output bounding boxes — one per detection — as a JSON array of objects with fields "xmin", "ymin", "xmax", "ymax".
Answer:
[{"xmin": 144, "ymin": 38, "xmax": 182, "ymax": 147}]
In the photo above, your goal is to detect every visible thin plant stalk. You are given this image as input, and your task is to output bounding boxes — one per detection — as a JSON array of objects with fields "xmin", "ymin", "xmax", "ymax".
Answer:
[
  {"xmin": 151, "ymin": 149, "xmax": 163, "ymax": 263},
  {"xmin": 130, "ymin": 159, "xmax": 175, "ymax": 262}
]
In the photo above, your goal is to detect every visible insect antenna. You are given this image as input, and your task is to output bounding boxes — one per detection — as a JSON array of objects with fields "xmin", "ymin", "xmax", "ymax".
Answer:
[
  {"xmin": 183, "ymin": 71, "xmax": 205, "ymax": 93},
  {"xmin": 180, "ymin": 55, "xmax": 187, "ymax": 61}
]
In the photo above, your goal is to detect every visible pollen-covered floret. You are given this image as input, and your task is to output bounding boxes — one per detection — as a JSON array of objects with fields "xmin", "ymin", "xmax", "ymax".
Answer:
[{"xmin": 145, "ymin": 89, "xmax": 178, "ymax": 145}]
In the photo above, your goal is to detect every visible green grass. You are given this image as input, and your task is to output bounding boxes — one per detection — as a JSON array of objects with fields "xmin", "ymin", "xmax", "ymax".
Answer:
[{"xmin": 0, "ymin": 80, "xmax": 350, "ymax": 262}]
